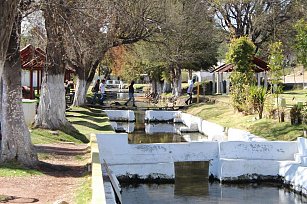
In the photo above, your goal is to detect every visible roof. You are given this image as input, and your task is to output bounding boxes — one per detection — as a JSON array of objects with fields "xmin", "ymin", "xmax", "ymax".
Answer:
[
  {"xmin": 20, "ymin": 44, "xmax": 46, "ymax": 70},
  {"xmin": 212, "ymin": 57, "xmax": 269, "ymax": 73}
]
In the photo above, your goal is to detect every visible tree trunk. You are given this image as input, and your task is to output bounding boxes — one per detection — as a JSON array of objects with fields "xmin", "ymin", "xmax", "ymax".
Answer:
[
  {"xmin": 162, "ymin": 81, "xmax": 171, "ymax": 93},
  {"xmin": 35, "ymin": 2, "xmax": 69, "ymax": 130},
  {"xmin": 188, "ymin": 69, "xmax": 193, "ymax": 80},
  {"xmin": 171, "ymin": 64, "xmax": 182, "ymax": 97},
  {"xmin": 73, "ymin": 67, "xmax": 87, "ymax": 106},
  {"xmin": 0, "ymin": 15, "xmax": 37, "ymax": 167},
  {"xmin": 0, "ymin": 1, "xmax": 18, "ymax": 77}
]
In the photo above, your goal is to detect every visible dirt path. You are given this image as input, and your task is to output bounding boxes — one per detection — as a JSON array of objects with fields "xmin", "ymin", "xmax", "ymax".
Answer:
[{"xmin": 0, "ymin": 143, "xmax": 90, "ymax": 204}]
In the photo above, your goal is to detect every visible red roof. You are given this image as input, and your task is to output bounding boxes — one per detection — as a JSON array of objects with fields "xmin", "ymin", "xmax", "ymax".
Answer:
[
  {"xmin": 20, "ymin": 44, "xmax": 46, "ymax": 70},
  {"xmin": 212, "ymin": 57, "xmax": 269, "ymax": 73}
]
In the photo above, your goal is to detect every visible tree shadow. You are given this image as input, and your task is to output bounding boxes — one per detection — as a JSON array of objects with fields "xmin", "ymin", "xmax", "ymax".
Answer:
[{"xmin": 70, "ymin": 120, "xmax": 112, "ymax": 132}]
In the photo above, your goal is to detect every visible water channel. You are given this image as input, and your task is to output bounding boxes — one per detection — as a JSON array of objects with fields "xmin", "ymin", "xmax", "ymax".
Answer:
[{"xmin": 110, "ymin": 111, "xmax": 307, "ymax": 204}]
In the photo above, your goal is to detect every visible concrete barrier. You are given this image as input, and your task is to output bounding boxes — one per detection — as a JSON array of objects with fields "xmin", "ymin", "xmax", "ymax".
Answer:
[
  {"xmin": 145, "ymin": 110, "xmax": 181, "ymax": 122},
  {"xmin": 103, "ymin": 110, "xmax": 135, "ymax": 121},
  {"xmin": 22, "ymin": 99, "xmax": 37, "ymax": 126},
  {"xmin": 201, "ymin": 120, "xmax": 225, "ymax": 141},
  {"xmin": 227, "ymin": 128, "xmax": 266, "ymax": 142},
  {"xmin": 180, "ymin": 113, "xmax": 202, "ymax": 132}
]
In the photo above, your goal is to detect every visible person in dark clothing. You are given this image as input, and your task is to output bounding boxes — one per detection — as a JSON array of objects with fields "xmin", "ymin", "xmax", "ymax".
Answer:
[
  {"xmin": 91, "ymin": 79, "xmax": 100, "ymax": 104},
  {"xmin": 124, "ymin": 80, "xmax": 136, "ymax": 107},
  {"xmin": 185, "ymin": 78, "xmax": 195, "ymax": 105}
]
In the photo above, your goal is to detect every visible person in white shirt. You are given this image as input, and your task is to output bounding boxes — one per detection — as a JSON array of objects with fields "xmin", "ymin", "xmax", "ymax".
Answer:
[
  {"xmin": 99, "ymin": 79, "xmax": 106, "ymax": 105},
  {"xmin": 185, "ymin": 78, "xmax": 195, "ymax": 105}
]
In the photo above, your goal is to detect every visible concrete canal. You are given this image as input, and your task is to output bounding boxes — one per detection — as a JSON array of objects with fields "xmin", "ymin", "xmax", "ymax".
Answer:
[{"xmin": 100, "ymin": 110, "xmax": 307, "ymax": 203}]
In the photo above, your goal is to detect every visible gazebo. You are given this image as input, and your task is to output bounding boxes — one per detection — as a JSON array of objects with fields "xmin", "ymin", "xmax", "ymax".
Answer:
[
  {"xmin": 20, "ymin": 44, "xmax": 45, "ymax": 99},
  {"xmin": 20, "ymin": 44, "xmax": 75, "ymax": 99},
  {"xmin": 210, "ymin": 57, "xmax": 270, "ymax": 94}
]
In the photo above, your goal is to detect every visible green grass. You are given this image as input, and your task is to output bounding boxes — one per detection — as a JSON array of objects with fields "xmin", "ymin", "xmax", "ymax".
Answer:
[
  {"xmin": 0, "ymin": 162, "xmax": 43, "ymax": 177},
  {"xmin": 30, "ymin": 107, "xmax": 113, "ymax": 144},
  {"xmin": 186, "ymin": 102, "xmax": 306, "ymax": 141},
  {"xmin": 280, "ymin": 89, "xmax": 307, "ymax": 106},
  {"xmin": 66, "ymin": 107, "xmax": 113, "ymax": 138},
  {"xmin": 75, "ymin": 176, "xmax": 92, "ymax": 204}
]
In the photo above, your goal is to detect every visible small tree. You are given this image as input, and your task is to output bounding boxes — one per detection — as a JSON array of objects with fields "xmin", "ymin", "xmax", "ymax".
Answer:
[
  {"xmin": 226, "ymin": 36, "xmax": 256, "ymax": 112},
  {"xmin": 268, "ymin": 41, "xmax": 284, "ymax": 122},
  {"xmin": 249, "ymin": 86, "xmax": 267, "ymax": 119},
  {"xmin": 294, "ymin": 19, "xmax": 307, "ymax": 88}
]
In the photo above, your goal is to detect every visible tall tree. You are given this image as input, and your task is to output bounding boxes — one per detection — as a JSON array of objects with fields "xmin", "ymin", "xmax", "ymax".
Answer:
[
  {"xmin": 208, "ymin": 0, "xmax": 301, "ymax": 51},
  {"xmin": 294, "ymin": 19, "xmax": 307, "ymax": 88},
  {"xmin": 226, "ymin": 36, "xmax": 256, "ymax": 112},
  {"xmin": 34, "ymin": 1, "xmax": 69, "ymax": 130},
  {"xmin": 162, "ymin": 0, "xmax": 218, "ymax": 96},
  {"xmin": 64, "ymin": 0, "xmax": 167, "ymax": 106},
  {"xmin": 1, "ymin": 8, "xmax": 38, "ymax": 166},
  {"xmin": 0, "ymin": 0, "xmax": 18, "ymax": 77}
]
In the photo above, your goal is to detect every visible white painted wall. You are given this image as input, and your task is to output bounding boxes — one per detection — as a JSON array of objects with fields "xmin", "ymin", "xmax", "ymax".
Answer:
[
  {"xmin": 227, "ymin": 128, "xmax": 266, "ymax": 142},
  {"xmin": 103, "ymin": 110, "xmax": 135, "ymax": 121},
  {"xmin": 201, "ymin": 120, "xmax": 225, "ymax": 141},
  {"xmin": 145, "ymin": 110, "xmax": 181, "ymax": 122},
  {"xmin": 180, "ymin": 113, "xmax": 202, "ymax": 132},
  {"xmin": 96, "ymin": 133, "xmax": 220, "ymax": 178}
]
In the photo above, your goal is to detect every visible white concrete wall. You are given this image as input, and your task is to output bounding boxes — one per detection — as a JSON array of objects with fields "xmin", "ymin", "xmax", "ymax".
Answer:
[
  {"xmin": 96, "ymin": 133, "xmax": 220, "ymax": 178},
  {"xmin": 201, "ymin": 120, "xmax": 225, "ymax": 141},
  {"xmin": 97, "ymin": 133, "xmax": 306, "ymax": 196},
  {"xmin": 219, "ymin": 141, "xmax": 298, "ymax": 160},
  {"xmin": 180, "ymin": 113, "xmax": 202, "ymax": 132},
  {"xmin": 145, "ymin": 110, "xmax": 181, "ymax": 122},
  {"xmin": 22, "ymin": 99, "xmax": 37, "ymax": 126},
  {"xmin": 227, "ymin": 128, "xmax": 267, "ymax": 142},
  {"xmin": 145, "ymin": 123, "xmax": 179, "ymax": 134},
  {"xmin": 103, "ymin": 110, "xmax": 135, "ymax": 121}
]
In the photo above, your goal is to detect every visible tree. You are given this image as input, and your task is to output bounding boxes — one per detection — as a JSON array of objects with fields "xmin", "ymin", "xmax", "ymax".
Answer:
[
  {"xmin": 226, "ymin": 36, "xmax": 256, "ymax": 112},
  {"xmin": 294, "ymin": 19, "xmax": 307, "ymax": 88},
  {"xmin": 208, "ymin": 0, "xmax": 302, "ymax": 51},
  {"xmin": 0, "ymin": 0, "xmax": 18, "ymax": 77},
  {"xmin": 34, "ymin": 1, "xmax": 71, "ymax": 130},
  {"xmin": 268, "ymin": 41, "xmax": 284, "ymax": 122},
  {"xmin": 64, "ymin": 0, "xmax": 167, "ymax": 106},
  {"xmin": 1, "ymin": 6, "xmax": 38, "ymax": 166},
  {"xmin": 161, "ymin": 0, "xmax": 218, "ymax": 96}
]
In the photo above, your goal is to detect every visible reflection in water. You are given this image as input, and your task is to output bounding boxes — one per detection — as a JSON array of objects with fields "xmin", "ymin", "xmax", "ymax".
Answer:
[
  {"xmin": 122, "ymin": 183, "xmax": 306, "ymax": 204},
  {"xmin": 111, "ymin": 110, "xmax": 207, "ymax": 144}
]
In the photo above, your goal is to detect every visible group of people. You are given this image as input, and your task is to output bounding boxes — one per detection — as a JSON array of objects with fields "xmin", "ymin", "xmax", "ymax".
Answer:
[
  {"xmin": 92, "ymin": 79, "xmax": 136, "ymax": 107},
  {"xmin": 91, "ymin": 78, "xmax": 195, "ymax": 107},
  {"xmin": 92, "ymin": 79, "xmax": 107, "ymax": 105}
]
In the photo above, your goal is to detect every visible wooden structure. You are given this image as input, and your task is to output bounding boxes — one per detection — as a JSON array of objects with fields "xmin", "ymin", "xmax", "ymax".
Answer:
[
  {"xmin": 211, "ymin": 57, "xmax": 270, "ymax": 94},
  {"xmin": 20, "ymin": 44, "xmax": 45, "ymax": 99},
  {"xmin": 20, "ymin": 44, "xmax": 75, "ymax": 99}
]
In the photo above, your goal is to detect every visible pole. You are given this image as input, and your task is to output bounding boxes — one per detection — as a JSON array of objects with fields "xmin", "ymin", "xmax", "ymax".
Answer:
[{"xmin": 197, "ymin": 83, "xmax": 200, "ymax": 103}]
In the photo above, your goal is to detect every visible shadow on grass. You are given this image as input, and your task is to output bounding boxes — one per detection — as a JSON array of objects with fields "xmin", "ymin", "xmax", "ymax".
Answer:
[
  {"xmin": 61, "ymin": 125, "xmax": 90, "ymax": 143},
  {"xmin": 67, "ymin": 114, "xmax": 109, "ymax": 123},
  {"xmin": 70, "ymin": 120, "xmax": 112, "ymax": 132}
]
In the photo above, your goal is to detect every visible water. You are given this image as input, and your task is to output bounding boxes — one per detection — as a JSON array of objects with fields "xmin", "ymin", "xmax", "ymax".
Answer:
[
  {"xmin": 121, "ymin": 183, "xmax": 306, "ymax": 204},
  {"xmin": 112, "ymin": 110, "xmax": 207, "ymax": 144},
  {"xmin": 110, "ymin": 110, "xmax": 306, "ymax": 203}
]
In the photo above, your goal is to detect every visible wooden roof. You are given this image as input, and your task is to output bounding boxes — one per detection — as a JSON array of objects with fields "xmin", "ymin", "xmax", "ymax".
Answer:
[
  {"xmin": 20, "ymin": 44, "xmax": 46, "ymax": 70},
  {"xmin": 212, "ymin": 57, "xmax": 269, "ymax": 73}
]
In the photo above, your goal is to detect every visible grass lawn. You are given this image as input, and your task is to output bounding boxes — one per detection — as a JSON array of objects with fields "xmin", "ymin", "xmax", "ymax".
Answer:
[
  {"xmin": 31, "ymin": 106, "xmax": 113, "ymax": 144},
  {"xmin": 187, "ymin": 92, "xmax": 306, "ymax": 141}
]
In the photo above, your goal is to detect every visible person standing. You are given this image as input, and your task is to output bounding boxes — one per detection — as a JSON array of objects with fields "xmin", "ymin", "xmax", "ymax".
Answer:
[
  {"xmin": 99, "ymin": 79, "xmax": 106, "ymax": 105},
  {"xmin": 185, "ymin": 78, "xmax": 195, "ymax": 105},
  {"xmin": 91, "ymin": 79, "xmax": 100, "ymax": 104},
  {"xmin": 124, "ymin": 80, "xmax": 136, "ymax": 107}
]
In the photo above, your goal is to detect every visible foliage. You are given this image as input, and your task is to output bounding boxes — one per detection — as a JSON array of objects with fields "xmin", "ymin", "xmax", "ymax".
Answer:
[
  {"xmin": 249, "ymin": 86, "xmax": 268, "ymax": 119},
  {"xmin": 290, "ymin": 105, "xmax": 303, "ymax": 125},
  {"xmin": 226, "ymin": 36, "xmax": 256, "ymax": 112},
  {"xmin": 294, "ymin": 19, "xmax": 307, "ymax": 68},
  {"xmin": 268, "ymin": 41, "xmax": 284, "ymax": 87}
]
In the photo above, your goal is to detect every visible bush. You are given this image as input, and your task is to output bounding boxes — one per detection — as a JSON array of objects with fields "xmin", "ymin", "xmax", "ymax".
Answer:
[{"xmin": 290, "ymin": 105, "xmax": 303, "ymax": 125}]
